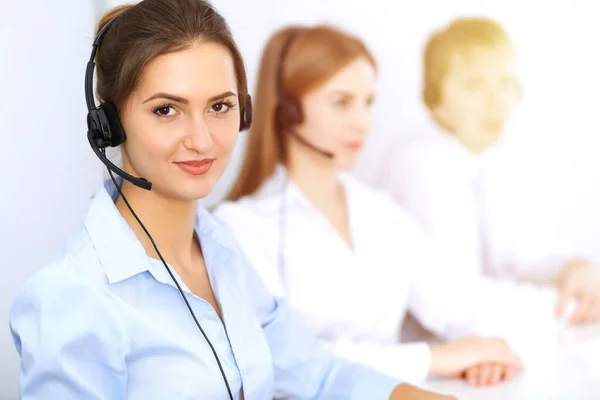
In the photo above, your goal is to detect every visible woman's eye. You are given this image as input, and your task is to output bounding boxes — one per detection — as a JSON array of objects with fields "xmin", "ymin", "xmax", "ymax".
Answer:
[
  {"xmin": 210, "ymin": 102, "xmax": 231, "ymax": 113},
  {"xmin": 155, "ymin": 106, "xmax": 176, "ymax": 117}
]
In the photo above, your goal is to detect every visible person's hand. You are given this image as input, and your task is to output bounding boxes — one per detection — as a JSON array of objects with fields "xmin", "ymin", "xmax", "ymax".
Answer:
[
  {"xmin": 554, "ymin": 258, "xmax": 600, "ymax": 324},
  {"xmin": 429, "ymin": 336, "xmax": 522, "ymax": 378},
  {"xmin": 390, "ymin": 384, "xmax": 457, "ymax": 400},
  {"xmin": 454, "ymin": 362, "xmax": 519, "ymax": 386}
]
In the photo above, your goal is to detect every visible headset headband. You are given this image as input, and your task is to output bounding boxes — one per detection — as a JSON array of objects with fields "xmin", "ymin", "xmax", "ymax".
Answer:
[{"xmin": 85, "ymin": 16, "xmax": 120, "ymax": 112}]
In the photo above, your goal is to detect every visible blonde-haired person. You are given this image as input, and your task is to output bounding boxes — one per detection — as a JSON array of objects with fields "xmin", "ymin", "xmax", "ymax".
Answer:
[
  {"xmin": 213, "ymin": 24, "xmax": 541, "ymax": 387},
  {"xmin": 371, "ymin": 17, "xmax": 600, "ymax": 327}
]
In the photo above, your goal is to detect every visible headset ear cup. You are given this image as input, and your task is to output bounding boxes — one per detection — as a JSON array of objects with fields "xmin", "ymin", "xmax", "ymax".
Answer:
[
  {"xmin": 86, "ymin": 109, "xmax": 105, "ymax": 148},
  {"xmin": 240, "ymin": 94, "xmax": 253, "ymax": 131},
  {"xmin": 288, "ymin": 96, "xmax": 302, "ymax": 125},
  {"xmin": 276, "ymin": 95, "xmax": 303, "ymax": 131},
  {"xmin": 99, "ymin": 102, "xmax": 126, "ymax": 147},
  {"xmin": 275, "ymin": 102, "xmax": 286, "ymax": 133}
]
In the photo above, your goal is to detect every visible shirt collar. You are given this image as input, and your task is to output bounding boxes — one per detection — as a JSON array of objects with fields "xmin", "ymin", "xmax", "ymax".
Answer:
[
  {"xmin": 431, "ymin": 121, "xmax": 479, "ymax": 160},
  {"xmin": 253, "ymin": 164, "xmax": 354, "ymax": 212},
  {"xmin": 426, "ymin": 119, "xmax": 506, "ymax": 181},
  {"xmin": 85, "ymin": 178, "xmax": 236, "ymax": 285},
  {"xmin": 251, "ymin": 164, "xmax": 306, "ymax": 210}
]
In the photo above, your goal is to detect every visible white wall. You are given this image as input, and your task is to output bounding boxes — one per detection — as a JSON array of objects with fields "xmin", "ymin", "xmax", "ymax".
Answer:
[
  {"xmin": 0, "ymin": 1, "xmax": 100, "ymax": 398},
  {"xmin": 2, "ymin": 0, "xmax": 598, "ymax": 398}
]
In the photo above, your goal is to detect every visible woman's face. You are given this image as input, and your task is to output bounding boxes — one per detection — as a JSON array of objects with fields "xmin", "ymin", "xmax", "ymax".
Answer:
[
  {"xmin": 294, "ymin": 57, "xmax": 376, "ymax": 169},
  {"xmin": 433, "ymin": 45, "xmax": 520, "ymax": 153},
  {"xmin": 119, "ymin": 42, "xmax": 241, "ymax": 201}
]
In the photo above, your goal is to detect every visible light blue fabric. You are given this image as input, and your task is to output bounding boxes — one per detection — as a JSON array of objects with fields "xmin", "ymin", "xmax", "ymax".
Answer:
[{"xmin": 9, "ymin": 179, "xmax": 400, "ymax": 399}]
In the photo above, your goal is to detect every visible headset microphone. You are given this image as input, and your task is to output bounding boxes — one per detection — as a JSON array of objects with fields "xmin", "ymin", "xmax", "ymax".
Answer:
[
  {"xmin": 87, "ymin": 130, "xmax": 153, "ymax": 191},
  {"xmin": 289, "ymin": 130, "xmax": 335, "ymax": 158}
]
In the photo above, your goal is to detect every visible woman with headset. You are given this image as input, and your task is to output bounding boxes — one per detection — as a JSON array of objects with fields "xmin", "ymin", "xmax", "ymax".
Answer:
[
  {"xmin": 8, "ymin": 1, "xmax": 454, "ymax": 399},
  {"xmin": 214, "ymin": 25, "xmax": 554, "ymax": 387}
]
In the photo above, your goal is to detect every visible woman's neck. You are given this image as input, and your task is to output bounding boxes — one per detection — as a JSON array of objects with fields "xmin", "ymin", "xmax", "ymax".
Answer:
[
  {"xmin": 115, "ymin": 182, "xmax": 198, "ymax": 267},
  {"xmin": 286, "ymin": 143, "xmax": 343, "ymax": 212},
  {"xmin": 286, "ymin": 143, "xmax": 353, "ymax": 248}
]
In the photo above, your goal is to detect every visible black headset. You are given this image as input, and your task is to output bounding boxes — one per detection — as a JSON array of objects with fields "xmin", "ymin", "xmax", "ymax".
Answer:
[
  {"xmin": 85, "ymin": 16, "xmax": 253, "ymax": 192},
  {"xmin": 274, "ymin": 30, "xmax": 333, "ymax": 158},
  {"xmin": 84, "ymin": 10, "xmax": 248, "ymax": 400}
]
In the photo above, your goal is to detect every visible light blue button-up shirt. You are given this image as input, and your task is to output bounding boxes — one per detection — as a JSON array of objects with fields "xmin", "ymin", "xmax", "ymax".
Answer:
[{"xmin": 9, "ymin": 179, "xmax": 400, "ymax": 399}]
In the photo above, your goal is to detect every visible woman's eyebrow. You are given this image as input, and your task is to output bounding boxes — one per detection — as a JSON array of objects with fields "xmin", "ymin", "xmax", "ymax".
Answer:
[{"xmin": 142, "ymin": 90, "xmax": 237, "ymax": 104}]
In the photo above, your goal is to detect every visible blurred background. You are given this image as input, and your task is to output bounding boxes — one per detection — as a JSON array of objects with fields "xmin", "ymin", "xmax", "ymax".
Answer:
[{"xmin": 0, "ymin": 0, "xmax": 598, "ymax": 398}]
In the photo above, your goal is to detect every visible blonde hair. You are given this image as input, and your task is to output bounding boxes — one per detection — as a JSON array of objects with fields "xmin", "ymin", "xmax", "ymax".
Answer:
[
  {"xmin": 227, "ymin": 25, "xmax": 376, "ymax": 201},
  {"xmin": 423, "ymin": 17, "xmax": 513, "ymax": 109}
]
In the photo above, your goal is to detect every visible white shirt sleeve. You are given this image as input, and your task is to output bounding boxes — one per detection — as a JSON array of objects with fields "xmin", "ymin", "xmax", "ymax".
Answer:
[
  {"xmin": 325, "ymin": 338, "xmax": 432, "ymax": 384},
  {"xmin": 380, "ymin": 194, "xmax": 561, "ymax": 363},
  {"xmin": 492, "ymin": 188, "xmax": 576, "ymax": 284}
]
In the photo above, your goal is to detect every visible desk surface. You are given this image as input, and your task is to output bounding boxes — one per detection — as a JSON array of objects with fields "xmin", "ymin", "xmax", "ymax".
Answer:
[{"xmin": 424, "ymin": 324, "xmax": 600, "ymax": 399}]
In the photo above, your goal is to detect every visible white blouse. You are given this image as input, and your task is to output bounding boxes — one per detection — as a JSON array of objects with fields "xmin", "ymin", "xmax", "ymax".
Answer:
[{"xmin": 214, "ymin": 166, "xmax": 560, "ymax": 383}]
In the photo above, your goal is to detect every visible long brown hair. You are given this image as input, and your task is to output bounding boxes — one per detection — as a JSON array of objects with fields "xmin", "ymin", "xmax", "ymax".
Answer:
[
  {"xmin": 227, "ymin": 25, "xmax": 376, "ymax": 201},
  {"xmin": 95, "ymin": 0, "xmax": 248, "ymax": 113}
]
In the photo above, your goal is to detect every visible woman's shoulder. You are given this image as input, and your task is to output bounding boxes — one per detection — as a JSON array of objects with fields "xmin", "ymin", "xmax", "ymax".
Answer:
[
  {"xmin": 213, "ymin": 191, "xmax": 282, "ymax": 227},
  {"xmin": 213, "ymin": 198, "xmax": 263, "ymax": 229},
  {"xmin": 211, "ymin": 199, "xmax": 280, "ymax": 261},
  {"xmin": 342, "ymin": 173, "xmax": 424, "ymax": 226},
  {"xmin": 391, "ymin": 135, "xmax": 469, "ymax": 174},
  {"xmin": 12, "ymin": 226, "xmax": 111, "ymax": 310},
  {"xmin": 214, "ymin": 166, "xmax": 292, "ymax": 219},
  {"xmin": 9, "ymin": 227, "xmax": 127, "ymax": 347}
]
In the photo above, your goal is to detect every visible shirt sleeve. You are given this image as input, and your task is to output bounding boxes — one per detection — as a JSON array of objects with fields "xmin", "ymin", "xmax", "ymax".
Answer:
[
  {"xmin": 378, "ymin": 146, "xmax": 563, "ymax": 352},
  {"xmin": 401, "ymin": 211, "xmax": 561, "ymax": 360},
  {"xmin": 499, "ymin": 191, "xmax": 578, "ymax": 285},
  {"xmin": 324, "ymin": 339, "xmax": 431, "ymax": 384},
  {"xmin": 9, "ymin": 269, "xmax": 128, "ymax": 400},
  {"xmin": 408, "ymin": 250, "xmax": 560, "ymax": 341},
  {"xmin": 371, "ymin": 189, "xmax": 560, "ymax": 362}
]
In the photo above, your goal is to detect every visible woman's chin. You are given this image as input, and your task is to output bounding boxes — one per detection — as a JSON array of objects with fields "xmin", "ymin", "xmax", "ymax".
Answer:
[{"xmin": 159, "ymin": 179, "xmax": 216, "ymax": 202}]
